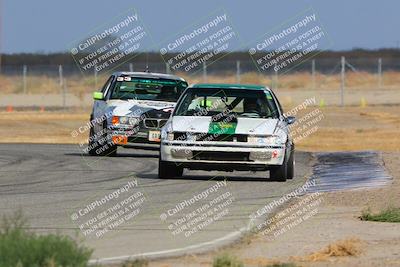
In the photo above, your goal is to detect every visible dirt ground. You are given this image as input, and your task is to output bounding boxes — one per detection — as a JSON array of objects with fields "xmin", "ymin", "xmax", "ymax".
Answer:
[
  {"xmin": 0, "ymin": 105, "xmax": 399, "ymax": 267},
  {"xmin": 145, "ymin": 151, "xmax": 400, "ymax": 267},
  {"xmin": 0, "ymin": 105, "xmax": 398, "ymax": 152}
]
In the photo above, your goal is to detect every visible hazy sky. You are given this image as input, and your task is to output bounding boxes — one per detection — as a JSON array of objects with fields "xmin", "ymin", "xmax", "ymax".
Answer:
[{"xmin": 2, "ymin": 0, "xmax": 399, "ymax": 53}]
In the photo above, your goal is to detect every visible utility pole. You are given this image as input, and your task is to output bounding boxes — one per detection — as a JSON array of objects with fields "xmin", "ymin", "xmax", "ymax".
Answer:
[
  {"xmin": 129, "ymin": 63, "xmax": 133, "ymax": 72},
  {"xmin": 340, "ymin": 56, "xmax": 345, "ymax": 107}
]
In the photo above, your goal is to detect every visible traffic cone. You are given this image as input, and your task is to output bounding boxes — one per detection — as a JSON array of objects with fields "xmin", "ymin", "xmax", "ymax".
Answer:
[
  {"xmin": 360, "ymin": 97, "xmax": 367, "ymax": 108},
  {"xmin": 6, "ymin": 105, "xmax": 13, "ymax": 112},
  {"xmin": 319, "ymin": 99, "xmax": 325, "ymax": 108}
]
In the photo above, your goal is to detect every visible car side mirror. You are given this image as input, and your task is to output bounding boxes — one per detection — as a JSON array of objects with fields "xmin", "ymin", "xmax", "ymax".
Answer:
[
  {"xmin": 93, "ymin": 92, "xmax": 104, "ymax": 100},
  {"xmin": 285, "ymin": 116, "xmax": 296, "ymax": 124}
]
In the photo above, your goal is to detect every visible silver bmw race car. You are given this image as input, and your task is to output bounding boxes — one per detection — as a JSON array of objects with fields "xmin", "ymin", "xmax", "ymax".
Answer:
[
  {"xmin": 88, "ymin": 72, "xmax": 188, "ymax": 156},
  {"xmin": 159, "ymin": 83, "xmax": 295, "ymax": 181}
]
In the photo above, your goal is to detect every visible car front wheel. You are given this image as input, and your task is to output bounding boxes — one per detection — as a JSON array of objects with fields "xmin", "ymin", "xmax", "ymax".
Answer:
[
  {"xmin": 88, "ymin": 125, "xmax": 102, "ymax": 156},
  {"xmin": 158, "ymin": 158, "xmax": 183, "ymax": 179},
  {"xmin": 269, "ymin": 156, "xmax": 288, "ymax": 182},
  {"xmin": 286, "ymin": 150, "xmax": 294, "ymax": 179},
  {"xmin": 88, "ymin": 122, "xmax": 117, "ymax": 157}
]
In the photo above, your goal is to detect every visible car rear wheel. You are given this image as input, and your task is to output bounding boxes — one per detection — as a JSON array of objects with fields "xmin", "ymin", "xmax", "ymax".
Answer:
[{"xmin": 158, "ymin": 158, "xmax": 183, "ymax": 179}]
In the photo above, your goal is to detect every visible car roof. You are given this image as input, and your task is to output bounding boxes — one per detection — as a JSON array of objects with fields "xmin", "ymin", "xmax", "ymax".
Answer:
[
  {"xmin": 191, "ymin": 83, "xmax": 268, "ymax": 90},
  {"xmin": 112, "ymin": 71, "xmax": 187, "ymax": 82}
]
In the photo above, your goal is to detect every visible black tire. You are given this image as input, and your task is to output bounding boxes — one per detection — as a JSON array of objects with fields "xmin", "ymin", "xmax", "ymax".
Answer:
[
  {"xmin": 88, "ymin": 125, "xmax": 102, "ymax": 156},
  {"xmin": 88, "ymin": 120, "xmax": 117, "ymax": 156},
  {"xmin": 287, "ymin": 150, "xmax": 295, "ymax": 180},
  {"xmin": 269, "ymin": 156, "xmax": 288, "ymax": 182},
  {"xmin": 100, "ymin": 120, "xmax": 118, "ymax": 157},
  {"xmin": 105, "ymin": 144, "xmax": 117, "ymax": 157},
  {"xmin": 158, "ymin": 158, "xmax": 183, "ymax": 179}
]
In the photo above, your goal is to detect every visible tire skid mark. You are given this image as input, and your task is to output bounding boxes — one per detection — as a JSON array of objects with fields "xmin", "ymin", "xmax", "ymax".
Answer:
[{"xmin": 308, "ymin": 151, "xmax": 392, "ymax": 193}]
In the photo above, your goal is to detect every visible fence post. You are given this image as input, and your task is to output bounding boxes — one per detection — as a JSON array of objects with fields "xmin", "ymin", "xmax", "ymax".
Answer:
[
  {"xmin": 236, "ymin": 60, "xmax": 241, "ymax": 83},
  {"xmin": 378, "ymin": 58, "xmax": 382, "ymax": 89},
  {"xmin": 274, "ymin": 64, "xmax": 278, "ymax": 90},
  {"xmin": 340, "ymin": 56, "xmax": 345, "ymax": 107},
  {"xmin": 311, "ymin": 59, "xmax": 315, "ymax": 90},
  {"xmin": 58, "ymin": 65, "xmax": 63, "ymax": 93},
  {"xmin": 94, "ymin": 67, "xmax": 98, "ymax": 89},
  {"xmin": 129, "ymin": 63, "xmax": 133, "ymax": 72},
  {"xmin": 165, "ymin": 62, "xmax": 170, "ymax": 74},
  {"xmin": 23, "ymin": 65, "xmax": 27, "ymax": 94},
  {"xmin": 202, "ymin": 61, "xmax": 207, "ymax": 82},
  {"xmin": 62, "ymin": 78, "xmax": 67, "ymax": 111}
]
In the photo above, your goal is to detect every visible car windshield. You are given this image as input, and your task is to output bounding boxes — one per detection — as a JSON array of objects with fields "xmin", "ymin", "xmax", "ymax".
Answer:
[
  {"xmin": 110, "ymin": 77, "xmax": 187, "ymax": 102},
  {"xmin": 174, "ymin": 88, "xmax": 279, "ymax": 118}
]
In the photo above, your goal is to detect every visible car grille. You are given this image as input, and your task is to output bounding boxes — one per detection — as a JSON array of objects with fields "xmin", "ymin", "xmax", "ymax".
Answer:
[
  {"xmin": 143, "ymin": 119, "xmax": 168, "ymax": 129},
  {"xmin": 173, "ymin": 132, "xmax": 247, "ymax": 142},
  {"xmin": 192, "ymin": 151, "xmax": 250, "ymax": 161}
]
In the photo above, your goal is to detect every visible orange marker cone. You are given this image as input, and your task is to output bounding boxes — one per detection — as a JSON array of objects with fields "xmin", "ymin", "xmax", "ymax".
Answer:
[
  {"xmin": 360, "ymin": 97, "xmax": 367, "ymax": 108},
  {"xmin": 6, "ymin": 105, "xmax": 13, "ymax": 112}
]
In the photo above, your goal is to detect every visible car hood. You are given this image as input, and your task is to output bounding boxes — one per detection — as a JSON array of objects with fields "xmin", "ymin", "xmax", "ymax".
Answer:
[
  {"xmin": 107, "ymin": 99, "xmax": 175, "ymax": 118},
  {"xmin": 171, "ymin": 116, "xmax": 280, "ymax": 135}
]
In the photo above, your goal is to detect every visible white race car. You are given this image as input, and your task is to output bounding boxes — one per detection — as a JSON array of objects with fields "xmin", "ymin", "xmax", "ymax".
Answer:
[
  {"xmin": 88, "ymin": 72, "xmax": 188, "ymax": 156},
  {"xmin": 159, "ymin": 83, "xmax": 295, "ymax": 181}
]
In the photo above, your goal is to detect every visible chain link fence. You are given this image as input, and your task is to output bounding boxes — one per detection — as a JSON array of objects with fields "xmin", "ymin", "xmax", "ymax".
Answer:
[{"xmin": 1, "ymin": 56, "xmax": 399, "ymax": 109}]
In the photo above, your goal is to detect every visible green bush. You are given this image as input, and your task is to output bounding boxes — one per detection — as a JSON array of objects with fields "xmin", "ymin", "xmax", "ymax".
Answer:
[
  {"xmin": 360, "ymin": 207, "xmax": 400, "ymax": 222},
  {"xmin": 213, "ymin": 253, "xmax": 244, "ymax": 267},
  {"xmin": 0, "ymin": 212, "xmax": 92, "ymax": 267}
]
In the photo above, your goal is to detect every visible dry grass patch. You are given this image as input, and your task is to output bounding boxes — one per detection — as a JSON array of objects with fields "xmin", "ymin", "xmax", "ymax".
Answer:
[
  {"xmin": 292, "ymin": 238, "xmax": 362, "ymax": 262},
  {"xmin": 243, "ymin": 257, "xmax": 298, "ymax": 267}
]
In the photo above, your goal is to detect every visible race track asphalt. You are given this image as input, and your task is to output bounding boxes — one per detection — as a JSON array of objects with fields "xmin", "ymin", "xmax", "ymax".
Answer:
[{"xmin": 0, "ymin": 144, "xmax": 312, "ymax": 263}]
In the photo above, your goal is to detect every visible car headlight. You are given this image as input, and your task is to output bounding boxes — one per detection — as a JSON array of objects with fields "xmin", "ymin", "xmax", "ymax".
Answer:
[
  {"xmin": 119, "ymin": 116, "xmax": 129, "ymax": 124},
  {"xmin": 186, "ymin": 133, "xmax": 197, "ymax": 142},
  {"xmin": 161, "ymin": 131, "xmax": 174, "ymax": 141},
  {"xmin": 112, "ymin": 116, "xmax": 139, "ymax": 126},
  {"xmin": 128, "ymin": 117, "xmax": 139, "ymax": 125},
  {"xmin": 248, "ymin": 135, "xmax": 284, "ymax": 145},
  {"xmin": 161, "ymin": 121, "xmax": 174, "ymax": 141},
  {"xmin": 167, "ymin": 132, "xmax": 174, "ymax": 141}
]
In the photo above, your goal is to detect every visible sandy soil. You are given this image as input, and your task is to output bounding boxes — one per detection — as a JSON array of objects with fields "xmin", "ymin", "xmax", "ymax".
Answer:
[{"xmin": 0, "ymin": 105, "xmax": 398, "ymax": 152}]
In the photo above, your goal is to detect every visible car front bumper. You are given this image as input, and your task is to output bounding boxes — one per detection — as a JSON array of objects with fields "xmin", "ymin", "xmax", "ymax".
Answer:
[
  {"xmin": 108, "ymin": 125, "xmax": 162, "ymax": 145},
  {"xmin": 160, "ymin": 140, "xmax": 286, "ymax": 167}
]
